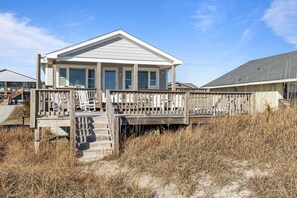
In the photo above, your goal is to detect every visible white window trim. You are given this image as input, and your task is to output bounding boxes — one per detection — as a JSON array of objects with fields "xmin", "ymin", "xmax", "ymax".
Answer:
[
  {"xmin": 102, "ymin": 67, "xmax": 119, "ymax": 91},
  {"xmin": 56, "ymin": 64, "xmax": 96, "ymax": 88},
  {"xmin": 122, "ymin": 67, "xmax": 159, "ymax": 90},
  {"xmin": 139, "ymin": 67, "xmax": 159, "ymax": 89},
  {"xmin": 123, "ymin": 67, "xmax": 134, "ymax": 90}
]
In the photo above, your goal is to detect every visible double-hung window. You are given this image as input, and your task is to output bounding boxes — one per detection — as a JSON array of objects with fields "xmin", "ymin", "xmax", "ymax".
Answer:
[
  {"xmin": 59, "ymin": 68, "xmax": 67, "ymax": 87},
  {"xmin": 125, "ymin": 70, "xmax": 132, "ymax": 89},
  {"xmin": 88, "ymin": 69, "xmax": 95, "ymax": 88}
]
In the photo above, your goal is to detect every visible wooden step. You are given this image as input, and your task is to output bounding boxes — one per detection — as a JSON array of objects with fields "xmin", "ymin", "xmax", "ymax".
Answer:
[
  {"xmin": 78, "ymin": 140, "xmax": 112, "ymax": 150},
  {"xmin": 77, "ymin": 133, "xmax": 111, "ymax": 143}
]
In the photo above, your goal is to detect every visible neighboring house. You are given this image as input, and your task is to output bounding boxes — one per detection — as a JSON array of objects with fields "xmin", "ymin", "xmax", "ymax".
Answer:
[
  {"xmin": 0, "ymin": 69, "xmax": 36, "ymax": 92},
  {"xmin": 203, "ymin": 51, "xmax": 297, "ymax": 100},
  {"xmin": 0, "ymin": 69, "xmax": 36, "ymax": 104},
  {"xmin": 167, "ymin": 82, "xmax": 198, "ymax": 90},
  {"xmin": 38, "ymin": 30, "xmax": 183, "ymax": 102}
]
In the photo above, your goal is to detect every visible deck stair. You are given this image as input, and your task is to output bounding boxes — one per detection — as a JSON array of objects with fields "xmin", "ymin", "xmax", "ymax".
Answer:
[{"xmin": 76, "ymin": 112, "xmax": 113, "ymax": 163}]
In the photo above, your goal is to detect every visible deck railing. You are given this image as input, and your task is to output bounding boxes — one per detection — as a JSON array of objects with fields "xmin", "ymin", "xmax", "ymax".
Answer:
[
  {"xmin": 189, "ymin": 92, "xmax": 252, "ymax": 115},
  {"xmin": 58, "ymin": 87, "xmax": 97, "ymax": 101},
  {"xmin": 30, "ymin": 89, "xmax": 77, "ymax": 152},
  {"xmin": 109, "ymin": 90, "xmax": 187, "ymax": 115},
  {"xmin": 108, "ymin": 90, "xmax": 253, "ymax": 118}
]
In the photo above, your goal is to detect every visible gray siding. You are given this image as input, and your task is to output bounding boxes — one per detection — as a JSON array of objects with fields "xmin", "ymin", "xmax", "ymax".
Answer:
[{"xmin": 61, "ymin": 37, "xmax": 169, "ymax": 63}]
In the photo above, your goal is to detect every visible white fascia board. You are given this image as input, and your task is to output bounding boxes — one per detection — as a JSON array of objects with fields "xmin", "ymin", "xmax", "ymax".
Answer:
[
  {"xmin": 204, "ymin": 78, "xmax": 297, "ymax": 89},
  {"xmin": 56, "ymin": 56, "xmax": 173, "ymax": 66},
  {"xmin": 45, "ymin": 30, "xmax": 183, "ymax": 65}
]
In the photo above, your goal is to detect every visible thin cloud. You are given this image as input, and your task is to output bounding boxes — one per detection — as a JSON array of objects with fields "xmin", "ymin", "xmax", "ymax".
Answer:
[
  {"xmin": 0, "ymin": 12, "xmax": 68, "ymax": 77},
  {"xmin": 262, "ymin": 0, "xmax": 297, "ymax": 47},
  {"xmin": 241, "ymin": 27, "xmax": 253, "ymax": 43},
  {"xmin": 193, "ymin": 1, "xmax": 223, "ymax": 32}
]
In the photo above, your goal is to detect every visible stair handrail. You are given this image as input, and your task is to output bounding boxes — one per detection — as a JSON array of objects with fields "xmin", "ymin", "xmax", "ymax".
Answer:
[{"xmin": 106, "ymin": 90, "xmax": 120, "ymax": 156}]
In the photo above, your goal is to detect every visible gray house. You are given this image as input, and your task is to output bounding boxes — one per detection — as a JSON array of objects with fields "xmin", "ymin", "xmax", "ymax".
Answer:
[
  {"xmin": 203, "ymin": 51, "xmax": 297, "ymax": 100},
  {"xmin": 0, "ymin": 69, "xmax": 36, "ymax": 104},
  {"xmin": 38, "ymin": 30, "xmax": 183, "ymax": 104}
]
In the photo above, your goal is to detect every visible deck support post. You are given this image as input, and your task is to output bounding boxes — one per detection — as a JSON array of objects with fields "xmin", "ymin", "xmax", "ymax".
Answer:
[
  {"xmin": 133, "ymin": 64, "xmax": 138, "ymax": 90},
  {"xmin": 171, "ymin": 65, "xmax": 176, "ymax": 91},
  {"xmin": 36, "ymin": 54, "xmax": 41, "ymax": 89},
  {"xmin": 96, "ymin": 62, "xmax": 102, "ymax": 110},
  {"xmin": 184, "ymin": 92, "xmax": 190, "ymax": 124},
  {"xmin": 113, "ymin": 116, "xmax": 120, "ymax": 156},
  {"xmin": 34, "ymin": 127, "xmax": 40, "ymax": 153}
]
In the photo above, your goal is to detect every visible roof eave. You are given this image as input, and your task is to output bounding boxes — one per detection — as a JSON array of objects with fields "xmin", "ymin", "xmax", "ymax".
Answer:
[
  {"xmin": 45, "ymin": 30, "xmax": 183, "ymax": 65},
  {"xmin": 203, "ymin": 78, "xmax": 297, "ymax": 89}
]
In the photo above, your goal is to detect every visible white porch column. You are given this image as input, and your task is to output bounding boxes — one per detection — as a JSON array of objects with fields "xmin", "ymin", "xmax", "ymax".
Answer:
[
  {"xmin": 51, "ymin": 59, "xmax": 56, "ymax": 89},
  {"xmin": 133, "ymin": 64, "xmax": 138, "ymax": 90},
  {"xmin": 171, "ymin": 65, "xmax": 176, "ymax": 91},
  {"xmin": 96, "ymin": 62, "xmax": 102, "ymax": 109},
  {"xmin": 36, "ymin": 54, "xmax": 41, "ymax": 89}
]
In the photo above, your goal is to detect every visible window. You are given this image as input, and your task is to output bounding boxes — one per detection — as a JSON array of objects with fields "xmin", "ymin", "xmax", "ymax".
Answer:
[
  {"xmin": 0, "ymin": 82, "xmax": 4, "ymax": 87},
  {"xmin": 59, "ymin": 68, "xmax": 67, "ymax": 87},
  {"xmin": 137, "ymin": 70, "xmax": 158, "ymax": 89},
  {"xmin": 69, "ymin": 68, "xmax": 86, "ymax": 87},
  {"xmin": 125, "ymin": 71, "xmax": 132, "ymax": 89},
  {"xmin": 138, "ymin": 71, "xmax": 149, "ymax": 89},
  {"xmin": 88, "ymin": 69, "xmax": 95, "ymax": 88},
  {"xmin": 150, "ymin": 71, "xmax": 157, "ymax": 89}
]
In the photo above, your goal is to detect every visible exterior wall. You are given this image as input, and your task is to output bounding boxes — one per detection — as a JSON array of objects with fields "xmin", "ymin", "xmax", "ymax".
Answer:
[
  {"xmin": 61, "ymin": 37, "xmax": 168, "ymax": 64},
  {"xmin": 210, "ymin": 83, "xmax": 284, "ymax": 100}
]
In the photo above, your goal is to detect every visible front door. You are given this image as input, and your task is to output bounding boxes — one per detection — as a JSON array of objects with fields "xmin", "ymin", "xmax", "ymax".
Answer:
[{"xmin": 104, "ymin": 70, "xmax": 117, "ymax": 91}]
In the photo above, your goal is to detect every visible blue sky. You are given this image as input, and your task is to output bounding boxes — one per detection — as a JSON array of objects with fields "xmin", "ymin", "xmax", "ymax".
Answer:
[{"xmin": 0, "ymin": 0, "xmax": 297, "ymax": 86}]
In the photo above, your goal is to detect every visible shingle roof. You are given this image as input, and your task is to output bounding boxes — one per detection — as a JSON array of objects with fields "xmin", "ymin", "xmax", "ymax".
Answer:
[
  {"xmin": 0, "ymin": 69, "xmax": 35, "ymax": 82},
  {"xmin": 203, "ymin": 50, "xmax": 297, "ymax": 88}
]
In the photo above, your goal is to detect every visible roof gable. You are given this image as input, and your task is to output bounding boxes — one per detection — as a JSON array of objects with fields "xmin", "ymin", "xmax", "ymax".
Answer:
[
  {"xmin": 0, "ymin": 69, "xmax": 35, "ymax": 82},
  {"xmin": 45, "ymin": 30, "xmax": 183, "ymax": 65},
  {"xmin": 203, "ymin": 51, "xmax": 297, "ymax": 88}
]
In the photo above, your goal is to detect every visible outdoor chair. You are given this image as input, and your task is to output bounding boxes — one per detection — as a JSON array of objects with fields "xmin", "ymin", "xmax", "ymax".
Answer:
[{"xmin": 78, "ymin": 90, "xmax": 96, "ymax": 111}]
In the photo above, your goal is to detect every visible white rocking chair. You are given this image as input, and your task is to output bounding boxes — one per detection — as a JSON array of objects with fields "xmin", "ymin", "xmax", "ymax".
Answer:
[{"xmin": 78, "ymin": 90, "xmax": 96, "ymax": 111}]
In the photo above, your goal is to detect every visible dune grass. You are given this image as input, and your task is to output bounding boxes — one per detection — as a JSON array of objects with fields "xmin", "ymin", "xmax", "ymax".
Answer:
[
  {"xmin": 0, "ymin": 126, "xmax": 150, "ymax": 197},
  {"xmin": 120, "ymin": 109, "xmax": 297, "ymax": 196}
]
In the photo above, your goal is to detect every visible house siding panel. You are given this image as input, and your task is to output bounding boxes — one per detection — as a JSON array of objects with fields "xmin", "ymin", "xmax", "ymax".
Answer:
[{"xmin": 61, "ymin": 37, "xmax": 169, "ymax": 63}]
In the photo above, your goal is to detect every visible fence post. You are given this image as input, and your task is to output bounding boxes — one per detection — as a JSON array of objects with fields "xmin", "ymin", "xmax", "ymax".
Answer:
[{"xmin": 184, "ymin": 92, "xmax": 190, "ymax": 125}]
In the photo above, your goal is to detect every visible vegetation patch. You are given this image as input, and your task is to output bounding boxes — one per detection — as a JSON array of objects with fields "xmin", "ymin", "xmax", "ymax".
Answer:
[
  {"xmin": 120, "ymin": 109, "xmax": 297, "ymax": 196},
  {"xmin": 0, "ymin": 127, "xmax": 151, "ymax": 197}
]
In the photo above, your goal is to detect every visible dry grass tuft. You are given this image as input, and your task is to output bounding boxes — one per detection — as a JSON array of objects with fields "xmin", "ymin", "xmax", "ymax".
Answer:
[
  {"xmin": 0, "ymin": 126, "xmax": 151, "ymax": 197},
  {"xmin": 120, "ymin": 109, "xmax": 297, "ymax": 196}
]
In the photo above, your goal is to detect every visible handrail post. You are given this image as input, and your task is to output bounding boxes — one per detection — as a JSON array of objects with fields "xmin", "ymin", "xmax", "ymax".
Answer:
[
  {"xmin": 69, "ymin": 90, "xmax": 76, "ymax": 153},
  {"xmin": 113, "ymin": 116, "xmax": 120, "ymax": 156},
  {"xmin": 184, "ymin": 92, "xmax": 190, "ymax": 125},
  {"xmin": 30, "ymin": 89, "xmax": 37, "ymax": 128}
]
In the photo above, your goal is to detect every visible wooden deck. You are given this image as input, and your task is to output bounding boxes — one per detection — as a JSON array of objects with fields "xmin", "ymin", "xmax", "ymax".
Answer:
[{"xmin": 30, "ymin": 89, "xmax": 253, "ymax": 157}]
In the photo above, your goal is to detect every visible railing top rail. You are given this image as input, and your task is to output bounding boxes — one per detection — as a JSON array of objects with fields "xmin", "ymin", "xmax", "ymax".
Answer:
[
  {"xmin": 57, "ymin": 87, "xmax": 97, "ymax": 90},
  {"xmin": 110, "ymin": 90, "xmax": 187, "ymax": 94},
  {"xmin": 190, "ymin": 91, "xmax": 253, "ymax": 95},
  {"xmin": 35, "ymin": 89, "xmax": 72, "ymax": 92},
  {"xmin": 109, "ymin": 89, "xmax": 253, "ymax": 95}
]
